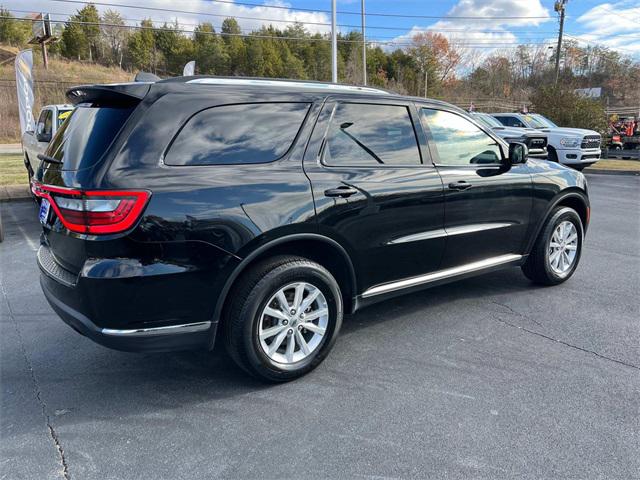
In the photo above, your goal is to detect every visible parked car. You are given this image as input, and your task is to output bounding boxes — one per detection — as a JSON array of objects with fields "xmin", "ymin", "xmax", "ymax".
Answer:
[
  {"xmin": 21, "ymin": 104, "xmax": 74, "ymax": 183},
  {"xmin": 33, "ymin": 78, "xmax": 590, "ymax": 382},
  {"xmin": 491, "ymin": 112, "xmax": 601, "ymax": 170},
  {"xmin": 469, "ymin": 112, "xmax": 548, "ymax": 159}
]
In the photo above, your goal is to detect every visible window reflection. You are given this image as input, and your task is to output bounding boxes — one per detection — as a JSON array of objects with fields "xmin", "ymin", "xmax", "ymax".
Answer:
[
  {"xmin": 421, "ymin": 109, "xmax": 501, "ymax": 166},
  {"xmin": 324, "ymin": 103, "xmax": 421, "ymax": 167},
  {"xmin": 165, "ymin": 103, "xmax": 310, "ymax": 166}
]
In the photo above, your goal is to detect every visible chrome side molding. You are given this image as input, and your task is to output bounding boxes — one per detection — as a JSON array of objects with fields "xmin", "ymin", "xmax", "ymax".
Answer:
[
  {"xmin": 388, "ymin": 223, "xmax": 514, "ymax": 245},
  {"xmin": 101, "ymin": 321, "xmax": 211, "ymax": 337},
  {"xmin": 362, "ymin": 254, "xmax": 522, "ymax": 298}
]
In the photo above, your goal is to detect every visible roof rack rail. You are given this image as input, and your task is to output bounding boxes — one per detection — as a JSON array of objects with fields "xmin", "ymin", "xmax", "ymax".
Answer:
[{"xmin": 185, "ymin": 77, "xmax": 390, "ymax": 95}]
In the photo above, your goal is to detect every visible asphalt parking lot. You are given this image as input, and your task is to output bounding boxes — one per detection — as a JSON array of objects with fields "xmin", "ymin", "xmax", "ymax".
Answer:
[{"xmin": 1, "ymin": 173, "xmax": 639, "ymax": 480}]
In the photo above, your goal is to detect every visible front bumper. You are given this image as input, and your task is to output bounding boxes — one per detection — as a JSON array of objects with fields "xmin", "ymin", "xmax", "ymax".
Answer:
[
  {"xmin": 556, "ymin": 148, "xmax": 600, "ymax": 165},
  {"xmin": 38, "ymin": 245, "xmax": 221, "ymax": 352}
]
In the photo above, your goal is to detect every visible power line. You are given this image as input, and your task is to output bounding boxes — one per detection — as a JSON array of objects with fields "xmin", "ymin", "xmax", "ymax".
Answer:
[
  {"xmin": 1, "ymin": 15, "xmax": 558, "ymax": 49},
  {"xmin": 10, "ymin": 7, "xmax": 563, "ymax": 36},
  {"xmin": 48, "ymin": 0, "xmax": 554, "ymax": 21}
]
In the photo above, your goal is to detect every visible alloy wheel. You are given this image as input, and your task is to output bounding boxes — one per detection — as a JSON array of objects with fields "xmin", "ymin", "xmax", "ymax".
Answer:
[
  {"xmin": 258, "ymin": 282, "xmax": 329, "ymax": 364},
  {"xmin": 548, "ymin": 220, "xmax": 579, "ymax": 275}
]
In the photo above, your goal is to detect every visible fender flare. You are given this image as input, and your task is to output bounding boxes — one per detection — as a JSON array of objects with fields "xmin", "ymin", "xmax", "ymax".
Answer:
[
  {"xmin": 209, "ymin": 233, "xmax": 357, "ymax": 343},
  {"xmin": 525, "ymin": 189, "xmax": 589, "ymax": 254}
]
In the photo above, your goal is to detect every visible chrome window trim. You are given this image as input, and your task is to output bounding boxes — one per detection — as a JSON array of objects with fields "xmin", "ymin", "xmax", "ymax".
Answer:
[
  {"xmin": 101, "ymin": 321, "xmax": 211, "ymax": 337},
  {"xmin": 362, "ymin": 254, "xmax": 522, "ymax": 298}
]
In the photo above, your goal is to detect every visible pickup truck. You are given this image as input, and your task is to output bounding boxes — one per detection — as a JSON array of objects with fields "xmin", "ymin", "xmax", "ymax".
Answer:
[
  {"xmin": 469, "ymin": 112, "xmax": 548, "ymax": 159},
  {"xmin": 491, "ymin": 112, "xmax": 601, "ymax": 171},
  {"xmin": 21, "ymin": 104, "xmax": 74, "ymax": 182}
]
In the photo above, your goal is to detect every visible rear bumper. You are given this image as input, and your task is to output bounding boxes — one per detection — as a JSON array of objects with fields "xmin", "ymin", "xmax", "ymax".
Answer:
[
  {"xmin": 40, "ymin": 277, "xmax": 213, "ymax": 352},
  {"xmin": 38, "ymin": 245, "xmax": 224, "ymax": 352}
]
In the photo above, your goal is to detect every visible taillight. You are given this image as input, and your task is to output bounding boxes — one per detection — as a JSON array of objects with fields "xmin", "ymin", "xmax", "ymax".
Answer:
[{"xmin": 31, "ymin": 181, "xmax": 150, "ymax": 234}]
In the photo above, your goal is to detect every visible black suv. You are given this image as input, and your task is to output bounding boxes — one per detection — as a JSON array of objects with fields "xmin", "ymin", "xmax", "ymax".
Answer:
[{"xmin": 34, "ymin": 78, "xmax": 589, "ymax": 381}]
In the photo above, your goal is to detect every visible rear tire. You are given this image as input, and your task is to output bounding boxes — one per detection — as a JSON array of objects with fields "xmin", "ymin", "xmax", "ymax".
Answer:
[
  {"xmin": 224, "ymin": 255, "xmax": 343, "ymax": 382},
  {"xmin": 522, "ymin": 207, "xmax": 583, "ymax": 285}
]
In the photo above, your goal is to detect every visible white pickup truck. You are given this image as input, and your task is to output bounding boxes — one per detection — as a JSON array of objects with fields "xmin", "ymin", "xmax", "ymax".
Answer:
[
  {"xmin": 491, "ymin": 112, "xmax": 601, "ymax": 171},
  {"xmin": 21, "ymin": 104, "xmax": 74, "ymax": 182}
]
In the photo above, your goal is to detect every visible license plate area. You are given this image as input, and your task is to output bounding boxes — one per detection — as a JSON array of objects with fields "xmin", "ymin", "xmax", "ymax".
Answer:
[{"xmin": 39, "ymin": 198, "xmax": 51, "ymax": 225}]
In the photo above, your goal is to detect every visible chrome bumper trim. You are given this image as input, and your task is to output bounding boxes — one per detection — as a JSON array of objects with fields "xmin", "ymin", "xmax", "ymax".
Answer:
[
  {"xmin": 101, "ymin": 321, "xmax": 211, "ymax": 337},
  {"xmin": 362, "ymin": 254, "xmax": 522, "ymax": 298}
]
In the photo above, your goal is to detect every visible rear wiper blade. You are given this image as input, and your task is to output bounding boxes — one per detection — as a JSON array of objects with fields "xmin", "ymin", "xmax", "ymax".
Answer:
[{"xmin": 37, "ymin": 153, "xmax": 63, "ymax": 165}]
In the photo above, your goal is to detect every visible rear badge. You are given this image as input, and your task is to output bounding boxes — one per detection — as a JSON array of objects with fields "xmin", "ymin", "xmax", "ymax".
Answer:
[{"xmin": 39, "ymin": 198, "xmax": 51, "ymax": 225}]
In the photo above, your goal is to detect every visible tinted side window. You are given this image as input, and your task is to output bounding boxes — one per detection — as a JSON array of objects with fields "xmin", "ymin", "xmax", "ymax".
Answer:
[
  {"xmin": 323, "ymin": 103, "xmax": 421, "ymax": 167},
  {"xmin": 420, "ymin": 109, "xmax": 502, "ymax": 166},
  {"xmin": 38, "ymin": 109, "xmax": 53, "ymax": 137},
  {"xmin": 165, "ymin": 103, "xmax": 310, "ymax": 166}
]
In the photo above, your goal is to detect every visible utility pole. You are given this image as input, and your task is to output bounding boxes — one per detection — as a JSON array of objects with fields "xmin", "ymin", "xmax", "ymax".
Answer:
[
  {"xmin": 424, "ymin": 69, "xmax": 428, "ymax": 98},
  {"xmin": 331, "ymin": 0, "xmax": 337, "ymax": 83},
  {"xmin": 554, "ymin": 0, "xmax": 567, "ymax": 85},
  {"xmin": 361, "ymin": 0, "xmax": 367, "ymax": 85}
]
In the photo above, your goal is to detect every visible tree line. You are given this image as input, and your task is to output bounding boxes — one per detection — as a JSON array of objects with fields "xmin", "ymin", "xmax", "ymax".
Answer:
[{"xmin": 1, "ymin": 4, "xmax": 638, "ymax": 130}]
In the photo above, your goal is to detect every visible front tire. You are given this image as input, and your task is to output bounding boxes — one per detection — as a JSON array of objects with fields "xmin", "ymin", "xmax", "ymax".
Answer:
[
  {"xmin": 224, "ymin": 256, "xmax": 343, "ymax": 382},
  {"xmin": 547, "ymin": 146, "xmax": 558, "ymax": 163},
  {"xmin": 522, "ymin": 207, "xmax": 583, "ymax": 285}
]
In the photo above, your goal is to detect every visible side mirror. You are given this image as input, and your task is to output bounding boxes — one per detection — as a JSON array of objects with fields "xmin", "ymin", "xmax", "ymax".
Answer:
[
  {"xmin": 36, "ymin": 126, "xmax": 51, "ymax": 143},
  {"xmin": 508, "ymin": 142, "xmax": 528, "ymax": 165}
]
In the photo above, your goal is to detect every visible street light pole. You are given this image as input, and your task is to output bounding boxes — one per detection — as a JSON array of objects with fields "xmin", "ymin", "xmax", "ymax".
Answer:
[
  {"xmin": 361, "ymin": 0, "xmax": 366, "ymax": 85},
  {"xmin": 331, "ymin": 0, "xmax": 337, "ymax": 83}
]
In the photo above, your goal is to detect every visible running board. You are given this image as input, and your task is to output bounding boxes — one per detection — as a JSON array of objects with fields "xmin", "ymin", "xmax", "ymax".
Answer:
[{"xmin": 361, "ymin": 254, "xmax": 522, "ymax": 298}]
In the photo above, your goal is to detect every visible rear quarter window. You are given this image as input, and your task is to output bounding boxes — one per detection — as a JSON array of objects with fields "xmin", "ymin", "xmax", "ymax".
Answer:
[
  {"xmin": 46, "ymin": 105, "xmax": 135, "ymax": 170},
  {"xmin": 164, "ymin": 102, "xmax": 310, "ymax": 166}
]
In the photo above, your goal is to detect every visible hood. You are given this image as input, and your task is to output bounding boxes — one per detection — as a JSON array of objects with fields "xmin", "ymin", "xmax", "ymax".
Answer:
[
  {"xmin": 538, "ymin": 127, "xmax": 599, "ymax": 137},
  {"xmin": 492, "ymin": 126, "xmax": 546, "ymax": 138}
]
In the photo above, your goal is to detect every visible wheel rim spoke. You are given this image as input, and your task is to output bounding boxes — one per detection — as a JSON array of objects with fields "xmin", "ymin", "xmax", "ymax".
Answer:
[
  {"xmin": 263, "ymin": 306, "xmax": 288, "ymax": 321},
  {"xmin": 268, "ymin": 329, "xmax": 288, "ymax": 356},
  {"xmin": 301, "ymin": 322, "xmax": 326, "ymax": 335},
  {"xmin": 292, "ymin": 283, "xmax": 305, "ymax": 311},
  {"xmin": 295, "ymin": 330, "xmax": 310, "ymax": 355},
  {"xmin": 302, "ymin": 308, "xmax": 328, "ymax": 322},
  {"xmin": 285, "ymin": 333, "xmax": 295, "ymax": 362},
  {"xmin": 260, "ymin": 324, "xmax": 287, "ymax": 340},
  {"xmin": 276, "ymin": 290, "xmax": 290, "ymax": 311},
  {"xmin": 299, "ymin": 287, "xmax": 321, "ymax": 313}
]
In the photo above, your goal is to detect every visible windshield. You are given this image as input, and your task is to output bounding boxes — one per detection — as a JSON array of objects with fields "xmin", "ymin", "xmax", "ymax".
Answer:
[
  {"xmin": 525, "ymin": 114, "xmax": 557, "ymax": 129},
  {"xmin": 473, "ymin": 113, "xmax": 503, "ymax": 129}
]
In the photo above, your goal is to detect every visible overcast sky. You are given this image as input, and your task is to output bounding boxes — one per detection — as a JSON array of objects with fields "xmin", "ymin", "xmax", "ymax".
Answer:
[{"xmin": 4, "ymin": 0, "xmax": 640, "ymax": 58}]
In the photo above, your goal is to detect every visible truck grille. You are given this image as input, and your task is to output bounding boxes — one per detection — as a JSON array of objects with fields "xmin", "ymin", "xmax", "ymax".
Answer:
[
  {"xmin": 525, "ymin": 136, "xmax": 547, "ymax": 149},
  {"xmin": 581, "ymin": 135, "xmax": 601, "ymax": 149}
]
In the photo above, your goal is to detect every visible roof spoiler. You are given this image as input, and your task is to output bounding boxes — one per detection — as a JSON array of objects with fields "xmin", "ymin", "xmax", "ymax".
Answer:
[
  {"xmin": 66, "ymin": 83, "xmax": 151, "ymax": 106},
  {"xmin": 134, "ymin": 71, "xmax": 161, "ymax": 82}
]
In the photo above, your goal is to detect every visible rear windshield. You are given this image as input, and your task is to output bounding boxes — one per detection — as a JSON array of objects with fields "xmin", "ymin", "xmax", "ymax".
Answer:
[
  {"xmin": 164, "ymin": 102, "xmax": 310, "ymax": 166},
  {"xmin": 46, "ymin": 105, "xmax": 134, "ymax": 170}
]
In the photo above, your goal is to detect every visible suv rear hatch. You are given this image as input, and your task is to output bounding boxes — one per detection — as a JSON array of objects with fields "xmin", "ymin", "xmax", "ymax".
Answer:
[{"xmin": 33, "ymin": 83, "xmax": 151, "ymax": 275}]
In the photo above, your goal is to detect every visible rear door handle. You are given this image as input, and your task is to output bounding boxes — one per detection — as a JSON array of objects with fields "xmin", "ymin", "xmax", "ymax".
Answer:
[
  {"xmin": 324, "ymin": 186, "xmax": 358, "ymax": 198},
  {"xmin": 448, "ymin": 181, "xmax": 472, "ymax": 191}
]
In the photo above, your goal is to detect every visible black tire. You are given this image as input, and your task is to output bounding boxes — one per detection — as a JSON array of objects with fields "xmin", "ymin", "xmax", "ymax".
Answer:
[
  {"xmin": 547, "ymin": 146, "xmax": 558, "ymax": 163},
  {"xmin": 224, "ymin": 255, "xmax": 343, "ymax": 382},
  {"xmin": 522, "ymin": 207, "xmax": 583, "ymax": 286},
  {"xmin": 572, "ymin": 165, "xmax": 586, "ymax": 171}
]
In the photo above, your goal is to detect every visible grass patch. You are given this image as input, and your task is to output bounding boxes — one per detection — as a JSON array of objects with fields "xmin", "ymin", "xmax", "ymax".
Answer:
[
  {"xmin": 587, "ymin": 159, "xmax": 640, "ymax": 171},
  {"xmin": 0, "ymin": 153, "xmax": 27, "ymax": 186}
]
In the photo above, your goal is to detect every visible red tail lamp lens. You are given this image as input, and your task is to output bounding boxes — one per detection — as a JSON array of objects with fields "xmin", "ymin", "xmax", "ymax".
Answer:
[{"xmin": 31, "ymin": 182, "xmax": 150, "ymax": 234}]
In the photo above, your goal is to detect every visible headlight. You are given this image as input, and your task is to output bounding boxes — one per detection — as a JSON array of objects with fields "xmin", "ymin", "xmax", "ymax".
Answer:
[
  {"xmin": 559, "ymin": 137, "xmax": 580, "ymax": 148},
  {"xmin": 503, "ymin": 137, "xmax": 525, "ymax": 143}
]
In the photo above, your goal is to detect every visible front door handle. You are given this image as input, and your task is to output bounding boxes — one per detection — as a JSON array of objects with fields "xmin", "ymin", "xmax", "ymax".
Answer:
[
  {"xmin": 324, "ymin": 186, "xmax": 358, "ymax": 198},
  {"xmin": 448, "ymin": 181, "xmax": 472, "ymax": 191}
]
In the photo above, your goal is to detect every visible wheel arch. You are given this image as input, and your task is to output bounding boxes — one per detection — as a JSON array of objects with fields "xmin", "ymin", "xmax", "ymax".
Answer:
[
  {"xmin": 525, "ymin": 189, "xmax": 589, "ymax": 254},
  {"xmin": 212, "ymin": 233, "xmax": 358, "ymax": 339}
]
